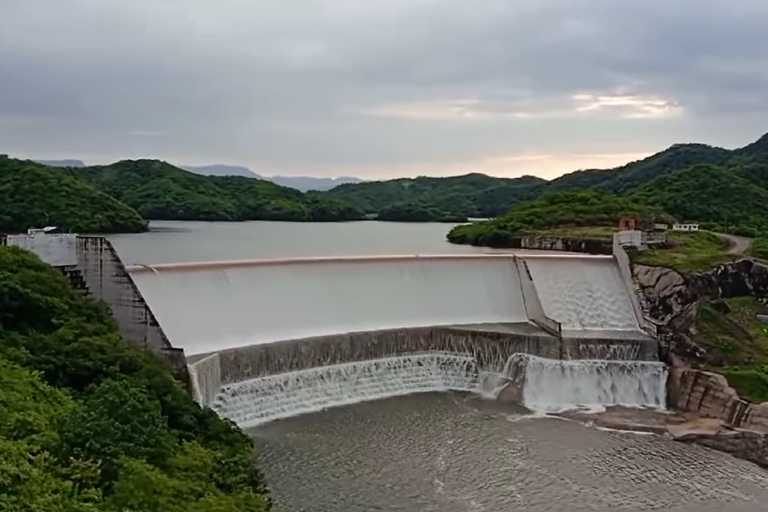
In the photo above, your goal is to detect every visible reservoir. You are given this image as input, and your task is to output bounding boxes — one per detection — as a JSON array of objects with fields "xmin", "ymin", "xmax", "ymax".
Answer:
[{"xmin": 112, "ymin": 221, "xmax": 768, "ymax": 512}]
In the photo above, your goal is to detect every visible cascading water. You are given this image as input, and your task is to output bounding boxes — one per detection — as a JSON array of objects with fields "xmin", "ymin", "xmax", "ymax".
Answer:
[
  {"xmin": 505, "ymin": 354, "xmax": 668, "ymax": 412},
  {"xmin": 212, "ymin": 352, "xmax": 480, "ymax": 428},
  {"xmin": 524, "ymin": 257, "xmax": 639, "ymax": 331}
]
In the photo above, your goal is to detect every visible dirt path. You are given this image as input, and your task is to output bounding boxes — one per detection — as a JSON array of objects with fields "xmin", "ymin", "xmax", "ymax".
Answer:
[{"xmin": 715, "ymin": 233, "xmax": 752, "ymax": 255}]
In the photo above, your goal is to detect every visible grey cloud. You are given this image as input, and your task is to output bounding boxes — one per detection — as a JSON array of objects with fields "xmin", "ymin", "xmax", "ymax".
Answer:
[{"xmin": 0, "ymin": 0, "xmax": 766, "ymax": 175}]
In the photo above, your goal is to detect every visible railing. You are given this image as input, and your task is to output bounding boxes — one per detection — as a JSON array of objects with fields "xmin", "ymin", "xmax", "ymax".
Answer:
[{"xmin": 125, "ymin": 252, "xmax": 614, "ymax": 274}]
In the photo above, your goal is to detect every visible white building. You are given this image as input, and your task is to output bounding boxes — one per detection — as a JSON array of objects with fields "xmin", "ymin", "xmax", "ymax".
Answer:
[{"xmin": 672, "ymin": 222, "xmax": 699, "ymax": 232}]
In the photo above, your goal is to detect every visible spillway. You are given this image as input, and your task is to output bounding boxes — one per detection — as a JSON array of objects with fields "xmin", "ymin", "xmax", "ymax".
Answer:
[
  {"xmin": 213, "ymin": 353, "xmax": 480, "ymax": 428},
  {"xmin": 503, "ymin": 354, "xmax": 668, "ymax": 412},
  {"xmin": 210, "ymin": 352, "xmax": 668, "ymax": 427},
  {"xmin": 524, "ymin": 256, "xmax": 639, "ymax": 332},
  {"xmin": 131, "ymin": 256, "xmax": 529, "ymax": 355},
  {"xmin": 123, "ymin": 252, "xmax": 662, "ymax": 425}
]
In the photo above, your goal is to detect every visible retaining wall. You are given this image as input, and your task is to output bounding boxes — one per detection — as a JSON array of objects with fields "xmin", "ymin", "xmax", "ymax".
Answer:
[
  {"xmin": 613, "ymin": 233, "xmax": 658, "ymax": 337},
  {"xmin": 75, "ymin": 237, "xmax": 188, "ymax": 379},
  {"xmin": 515, "ymin": 258, "xmax": 562, "ymax": 337}
]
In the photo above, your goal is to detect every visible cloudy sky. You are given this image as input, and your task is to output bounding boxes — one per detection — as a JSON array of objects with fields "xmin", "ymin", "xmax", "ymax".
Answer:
[{"xmin": 1, "ymin": 0, "xmax": 767, "ymax": 179}]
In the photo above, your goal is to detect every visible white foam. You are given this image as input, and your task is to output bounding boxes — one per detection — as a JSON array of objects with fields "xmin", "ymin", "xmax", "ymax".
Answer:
[
  {"xmin": 519, "ymin": 354, "xmax": 668, "ymax": 412},
  {"xmin": 131, "ymin": 258, "xmax": 528, "ymax": 354},
  {"xmin": 524, "ymin": 257, "xmax": 639, "ymax": 331},
  {"xmin": 212, "ymin": 353, "xmax": 479, "ymax": 428}
]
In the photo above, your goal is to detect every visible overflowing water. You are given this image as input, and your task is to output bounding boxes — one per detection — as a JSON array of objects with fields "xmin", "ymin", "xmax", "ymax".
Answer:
[
  {"xmin": 132, "ymin": 258, "xmax": 528, "ymax": 354},
  {"xmin": 211, "ymin": 352, "xmax": 668, "ymax": 427},
  {"xmin": 110, "ymin": 223, "xmax": 768, "ymax": 512},
  {"xmin": 507, "ymin": 354, "xmax": 668, "ymax": 412},
  {"xmin": 213, "ymin": 353, "xmax": 480, "ymax": 427},
  {"xmin": 525, "ymin": 257, "xmax": 639, "ymax": 331}
]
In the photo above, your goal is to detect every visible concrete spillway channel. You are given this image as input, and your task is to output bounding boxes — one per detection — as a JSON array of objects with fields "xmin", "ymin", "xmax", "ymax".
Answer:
[{"xmin": 124, "ymin": 253, "xmax": 663, "ymax": 426}]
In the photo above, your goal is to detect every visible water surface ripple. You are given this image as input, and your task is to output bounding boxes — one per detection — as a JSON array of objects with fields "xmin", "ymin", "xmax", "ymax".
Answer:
[{"xmin": 251, "ymin": 393, "xmax": 768, "ymax": 512}]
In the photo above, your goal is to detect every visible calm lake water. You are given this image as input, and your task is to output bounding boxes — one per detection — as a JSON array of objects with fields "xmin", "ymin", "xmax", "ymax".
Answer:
[
  {"xmin": 112, "ymin": 220, "xmax": 768, "ymax": 512},
  {"xmin": 109, "ymin": 220, "xmax": 512, "ymax": 265}
]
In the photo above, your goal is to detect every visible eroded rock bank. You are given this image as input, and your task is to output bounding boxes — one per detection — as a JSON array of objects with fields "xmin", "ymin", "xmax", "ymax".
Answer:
[{"xmin": 632, "ymin": 258, "xmax": 768, "ymax": 466}]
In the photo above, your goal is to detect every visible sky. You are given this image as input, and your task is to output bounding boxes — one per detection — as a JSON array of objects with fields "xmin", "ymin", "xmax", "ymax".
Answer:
[{"xmin": 1, "ymin": 0, "xmax": 767, "ymax": 180}]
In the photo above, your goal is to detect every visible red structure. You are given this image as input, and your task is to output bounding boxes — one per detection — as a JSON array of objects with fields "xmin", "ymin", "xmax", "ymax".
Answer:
[{"xmin": 619, "ymin": 218, "xmax": 637, "ymax": 231}]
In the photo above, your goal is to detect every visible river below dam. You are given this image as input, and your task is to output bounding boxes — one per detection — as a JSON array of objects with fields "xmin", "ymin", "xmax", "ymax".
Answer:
[
  {"xmin": 110, "ymin": 221, "xmax": 768, "ymax": 512},
  {"xmin": 252, "ymin": 393, "xmax": 768, "ymax": 512}
]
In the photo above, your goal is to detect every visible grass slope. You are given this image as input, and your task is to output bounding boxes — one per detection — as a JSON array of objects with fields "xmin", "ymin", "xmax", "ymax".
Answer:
[{"xmin": 695, "ymin": 297, "xmax": 768, "ymax": 403}]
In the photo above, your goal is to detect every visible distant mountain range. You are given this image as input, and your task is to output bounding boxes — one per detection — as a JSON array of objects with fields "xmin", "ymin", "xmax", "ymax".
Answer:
[
  {"xmin": 181, "ymin": 164, "xmax": 366, "ymax": 191},
  {"xmin": 11, "ymin": 131, "xmax": 768, "ymax": 235},
  {"xmin": 34, "ymin": 159, "xmax": 86, "ymax": 168},
  {"xmin": 31, "ymin": 160, "xmax": 364, "ymax": 191}
]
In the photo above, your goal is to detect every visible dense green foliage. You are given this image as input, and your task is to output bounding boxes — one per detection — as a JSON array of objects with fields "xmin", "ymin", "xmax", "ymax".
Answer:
[
  {"xmin": 631, "ymin": 163, "xmax": 768, "ymax": 236},
  {"xmin": 0, "ymin": 156, "xmax": 147, "ymax": 234},
  {"xmin": 751, "ymin": 238, "xmax": 768, "ymax": 260},
  {"xmin": 69, "ymin": 159, "xmax": 364, "ymax": 222},
  {"xmin": 551, "ymin": 143, "xmax": 733, "ymax": 194},
  {"xmin": 0, "ymin": 246, "xmax": 270, "ymax": 511},
  {"xmin": 447, "ymin": 190, "xmax": 669, "ymax": 247},
  {"xmin": 5, "ymin": 132, "xmax": 768, "ymax": 232},
  {"xmin": 695, "ymin": 297, "xmax": 768, "ymax": 402},
  {"xmin": 325, "ymin": 173, "xmax": 545, "ymax": 221},
  {"xmin": 446, "ymin": 133, "xmax": 768, "ymax": 248}
]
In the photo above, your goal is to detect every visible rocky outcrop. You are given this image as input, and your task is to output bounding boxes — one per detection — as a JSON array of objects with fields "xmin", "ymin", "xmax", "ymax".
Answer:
[
  {"xmin": 634, "ymin": 259, "xmax": 768, "ymax": 322},
  {"xmin": 633, "ymin": 258, "xmax": 768, "ymax": 362},
  {"xmin": 634, "ymin": 258, "xmax": 768, "ymax": 466},
  {"xmin": 675, "ymin": 430, "xmax": 768, "ymax": 470},
  {"xmin": 668, "ymin": 365, "xmax": 752, "ymax": 427}
]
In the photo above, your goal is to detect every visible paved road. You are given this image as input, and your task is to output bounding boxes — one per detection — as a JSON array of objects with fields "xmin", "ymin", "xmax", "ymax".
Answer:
[{"xmin": 715, "ymin": 232, "xmax": 752, "ymax": 255}]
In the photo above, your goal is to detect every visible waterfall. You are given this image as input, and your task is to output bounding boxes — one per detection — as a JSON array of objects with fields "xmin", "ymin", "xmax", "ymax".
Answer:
[
  {"xmin": 212, "ymin": 353, "xmax": 479, "ymax": 428},
  {"xmin": 505, "ymin": 354, "xmax": 668, "ymax": 412}
]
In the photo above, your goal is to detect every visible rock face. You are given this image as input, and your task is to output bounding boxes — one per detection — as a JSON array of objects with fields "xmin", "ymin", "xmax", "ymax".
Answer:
[
  {"xmin": 675, "ymin": 430, "xmax": 768, "ymax": 470},
  {"xmin": 633, "ymin": 257, "xmax": 768, "ymax": 466},
  {"xmin": 668, "ymin": 365, "xmax": 755, "ymax": 428},
  {"xmin": 634, "ymin": 259, "xmax": 768, "ymax": 362}
]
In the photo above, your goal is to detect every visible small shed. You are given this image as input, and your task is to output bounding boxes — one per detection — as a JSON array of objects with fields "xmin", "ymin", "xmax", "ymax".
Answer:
[{"xmin": 672, "ymin": 222, "xmax": 700, "ymax": 232}]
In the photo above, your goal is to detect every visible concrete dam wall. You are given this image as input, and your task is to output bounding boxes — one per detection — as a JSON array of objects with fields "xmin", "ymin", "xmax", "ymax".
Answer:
[
  {"xmin": 129, "ymin": 253, "xmax": 646, "ymax": 356},
  {"xmin": 130, "ymin": 255, "xmax": 532, "ymax": 354},
  {"xmin": 124, "ymin": 253, "xmax": 662, "ymax": 426}
]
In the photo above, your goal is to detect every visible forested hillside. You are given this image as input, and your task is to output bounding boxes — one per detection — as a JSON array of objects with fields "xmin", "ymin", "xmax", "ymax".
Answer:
[
  {"xmin": 324, "ymin": 173, "xmax": 546, "ymax": 221},
  {"xmin": 0, "ymin": 246, "xmax": 271, "ymax": 511},
  {"xmin": 5, "ymin": 132, "xmax": 768, "ymax": 232},
  {"xmin": 0, "ymin": 156, "xmax": 147, "ymax": 234},
  {"xmin": 447, "ymin": 190, "xmax": 670, "ymax": 247},
  {"xmin": 68, "ymin": 160, "xmax": 364, "ymax": 222},
  {"xmin": 326, "ymin": 133, "xmax": 768, "ymax": 226}
]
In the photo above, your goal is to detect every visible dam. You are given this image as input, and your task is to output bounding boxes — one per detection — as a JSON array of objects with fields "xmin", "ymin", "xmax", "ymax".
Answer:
[
  {"xmin": 15, "ymin": 223, "xmax": 768, "ymax": 511},
  {"xmin": 125, "ymin": 251, "xmax": 666, "ymax": 427}
]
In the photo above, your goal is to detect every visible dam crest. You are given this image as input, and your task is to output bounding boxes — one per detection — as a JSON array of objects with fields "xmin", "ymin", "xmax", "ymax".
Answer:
[{"xmin": 124, "ymin": 251, "xmax": 665, "ymax": 426}]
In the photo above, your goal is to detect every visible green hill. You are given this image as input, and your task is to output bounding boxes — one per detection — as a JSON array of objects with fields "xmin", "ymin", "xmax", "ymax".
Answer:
[
  {"xmin": 0, "ymin": 156, "xmax": 147, "ymax": 234},
  {"xmin": 323, "ymin": 132, "xmax": 768, "ymax": 227},
  {"xmin": 631, "ymin": 163, "xmax": 768, "ymax": 236},
  {"xmin": 324, "ymin": 173, "xmax": 546, "ymax": 221},
  {"xmin": 442, "ymin": 132, "xmax": 768, "ymax": 248},
  {"xmin": 68, "ymin": 160, "xmax": 364, "ymax": 222},
  {"xmin": 447, "ymin": 190, "xmax": 670, "ymax": 247},
  {"xmin": 551, "ymin": 143, "xmax": 733, "ymax": 194},
  {"xmin": 0, "ymin": 245, "xmax": 270, "ymax": 510}
]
